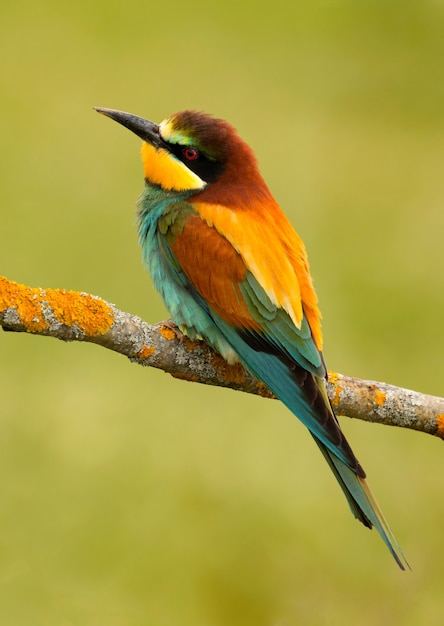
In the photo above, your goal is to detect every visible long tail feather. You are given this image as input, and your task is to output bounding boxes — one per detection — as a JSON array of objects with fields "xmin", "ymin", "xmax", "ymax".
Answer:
[
  {"xmin": 314, "ymin": 437, "xmax": 410, "ymax": 570},
  {"xmin": 207, "ymin": 313, "xmax": 409, "ymax": 568}
]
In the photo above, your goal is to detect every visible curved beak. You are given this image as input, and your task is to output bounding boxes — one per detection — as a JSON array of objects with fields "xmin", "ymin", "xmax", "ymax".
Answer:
[{"xmin": 94, "ymin": 107, "xmax": 162, "ymax": 148}]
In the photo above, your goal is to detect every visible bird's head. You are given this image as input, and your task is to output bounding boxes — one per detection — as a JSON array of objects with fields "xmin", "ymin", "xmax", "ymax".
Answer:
[{"xmin": 95, "ymin": 108, "xmax": 269, "ymax": 204}]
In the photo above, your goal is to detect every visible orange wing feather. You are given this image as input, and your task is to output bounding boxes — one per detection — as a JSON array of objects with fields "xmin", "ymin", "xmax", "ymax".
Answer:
[
  {"xmin": 170, "ymin": 214, "xmax": 261, "ymax": 331},
  {"xmin": 194, "ymin": 200, "xmax": 323, "ymax": 351}
]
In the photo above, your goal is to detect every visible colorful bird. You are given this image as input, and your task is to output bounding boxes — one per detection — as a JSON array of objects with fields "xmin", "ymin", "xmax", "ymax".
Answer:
[{"xmin": 96, "ymin": 107, "xmax": 408, "ymax": 569}]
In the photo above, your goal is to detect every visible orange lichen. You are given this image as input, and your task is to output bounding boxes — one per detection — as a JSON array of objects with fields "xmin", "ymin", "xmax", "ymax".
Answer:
[
  {"xmin": 327, "ymin": 371, "xmax": 342, "ymax": 407},
  {"xmin": 0, "ymin": 276, "xmax": 113, "ymax": 336},
  {"xmin": 374, "ymin": 389, "xmax": 387, "ymax": 407},
  {"xmin": 436, "ymin": 414, "xmax": 444, "ymax": 439},
  {"xmin": 48, "ymin": 290, "xmax": 113, "ymax": 335},
  {"xmin": 182, "ymin": 336, "xmax": 201, "ymax": 352},
  {"xmin": 211, "ymin": 352, "xmax": 248, "ymax": 385},
  {"xmin": 159, "ymin": 326, "xmax": 177, "ymax": 340},
  {"xmin": 136, "ymin": 344, "xmax": 155, "ymax": 360},
  {"xmin": 0, "ymin": 276, "xmax": 49, "ymax": 332}
]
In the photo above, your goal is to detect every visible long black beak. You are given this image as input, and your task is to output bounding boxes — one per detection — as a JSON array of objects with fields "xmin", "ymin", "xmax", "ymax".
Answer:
[{"xmin": 94, "ymin": 107, "xmax": 162, "ymax": 147}]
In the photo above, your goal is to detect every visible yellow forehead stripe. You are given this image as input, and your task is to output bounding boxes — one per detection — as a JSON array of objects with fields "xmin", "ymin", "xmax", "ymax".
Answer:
[
  {"xmin": 159, "ymin": 119, "xmax": 175, "ymax": 141},
  {"xmin": 158, "ymin": 119, "xmax": 192, "ymax": 145},
  {"xmin": 141, "ymin": 142, "xmax": 205, "ymax": 192}
]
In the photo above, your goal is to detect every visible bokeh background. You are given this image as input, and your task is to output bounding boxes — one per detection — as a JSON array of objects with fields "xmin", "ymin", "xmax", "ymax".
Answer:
[{"xmin": 1, "ymin": 1, "xmax": 444, "ymax": 624}]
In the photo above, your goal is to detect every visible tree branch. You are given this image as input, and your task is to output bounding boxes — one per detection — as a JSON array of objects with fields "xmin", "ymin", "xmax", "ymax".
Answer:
[{"xmin": 1, "ymin": 275, "xmax": 443, "ymax": 438}]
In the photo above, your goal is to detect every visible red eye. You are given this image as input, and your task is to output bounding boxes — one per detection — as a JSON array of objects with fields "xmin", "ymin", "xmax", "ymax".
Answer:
[{"xmin": 183, "ymin": 147, "xmax": 199, "ymax": 160}]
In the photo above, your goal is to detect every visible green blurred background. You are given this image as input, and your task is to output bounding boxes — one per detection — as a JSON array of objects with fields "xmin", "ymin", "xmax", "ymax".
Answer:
[{"xmin": 1, "ymin": 1, "xmax": 444, "ymax": 624}]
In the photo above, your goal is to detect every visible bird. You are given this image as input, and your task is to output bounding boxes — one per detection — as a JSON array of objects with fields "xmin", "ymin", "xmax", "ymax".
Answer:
[{"xmin": 95, "ymin": 106, "xmax": 408, "ymax": 569}]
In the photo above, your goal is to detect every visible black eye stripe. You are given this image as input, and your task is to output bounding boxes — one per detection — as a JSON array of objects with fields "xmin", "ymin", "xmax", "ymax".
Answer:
[{"xmin": 166, "ymin": 142, "xmax": 225, "ymax": 184}]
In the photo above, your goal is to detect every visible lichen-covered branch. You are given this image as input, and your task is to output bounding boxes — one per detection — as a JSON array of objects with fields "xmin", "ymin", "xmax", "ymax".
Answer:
[{"xmin": 1, "ymin": 275, "xmax": 444, "ymax": 438}]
